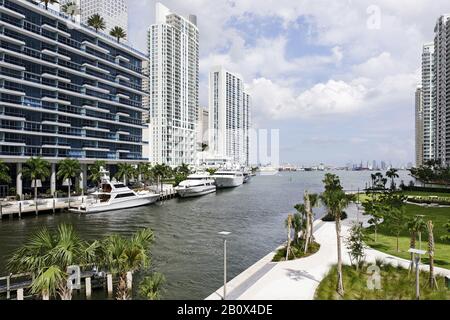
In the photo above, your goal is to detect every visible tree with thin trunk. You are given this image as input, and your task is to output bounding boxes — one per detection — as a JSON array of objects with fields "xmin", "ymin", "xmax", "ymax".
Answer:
[
  {"xmin": 320, "ymin": 173, "xmax": 350, "ymax": 297},
  {"xmin": 99, "ymin": 228, "xmax": 154, "ymax": 300},
  {"xmin": 427, "ymin": 220, "xmax": 438, "ymax": 289},
  {"xmin": 345, "ymin": 222, "xmax": 366, "ymax": 270},
  {"xmin": 110, "ymin": 26, "xmax": 127, "ymax": 43},
  {"xmin": 88, "ymin": 160, "xmax": 107, "ymax": 188},
  {"xmin": 308, "ymin": 193, "xmax": 319, "ymax": 244},
  {"xmin": 21, "ymin": 157, "xmax": 50, "ymax": 213},
  {"xmin": 407, "ymin": 215, "xmax": 426, "ymax": 273},
  {"xmin": 139, "ymin": 273, "xmax": 165, "ymax": 300},
  {"xmin": 386, "ymin": 168, "xmax": 399, "ymax": 190},
  {"xmin": 0, "ymin": 160, "xmax": 11, "ymax": 184},
  {"xmin": 57, "ymin": 158, "xmax": 81, "ymax": 207},
  {"xmin": 87, "ymin": 14, "xmax": 106, "ymax": 33},
  {"xmin": 285, "ymin": 214, "xmax": 294, "ymax": 261},
  {"xmin": 303, "ymin": 191, "xmax": 311, "ymax": 254},
  {"xmin": 40, "ymin": 0, "xmax": 59, "ymax": 10},
  {"xmin": 8, "ymin": 224, "xmax": 99, "ymax": 300},
  {"xmin": 384, "ymin": 206, "xmax": 407, "ymax": 253},
  {"xmin": 60, "ymin": 1, "xmax": 78, "ymax": 18}
]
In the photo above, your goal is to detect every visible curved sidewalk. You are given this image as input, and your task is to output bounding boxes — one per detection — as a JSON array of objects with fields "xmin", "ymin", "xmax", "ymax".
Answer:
[{"xmin": 205, "ymin": 207, "xmax": 450, "ymax": 300}]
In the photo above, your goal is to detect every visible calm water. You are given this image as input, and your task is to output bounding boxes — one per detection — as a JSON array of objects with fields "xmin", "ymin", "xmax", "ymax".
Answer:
[{"xmin": 0, "ymin": 170, "xmax": 413, "ymax": 299}]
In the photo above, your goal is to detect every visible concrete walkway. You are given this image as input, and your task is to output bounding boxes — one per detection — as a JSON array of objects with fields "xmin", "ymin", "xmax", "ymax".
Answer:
[{"xmin": 205, "ymin": 204, "xmax": 450, "ymax": 300}]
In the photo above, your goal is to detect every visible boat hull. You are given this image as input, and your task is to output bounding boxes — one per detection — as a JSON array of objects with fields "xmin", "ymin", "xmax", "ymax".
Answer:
[
  {"xmin": 214, "ymin": 176, "xmax": 244, "ymax": 188},
  {"xmin": 70, "ymin": 194, "xmax": 160, "ymax": 214},
  {"xmin": 176, "ymin": 185, "xmax": 216, "ymax": 198}
]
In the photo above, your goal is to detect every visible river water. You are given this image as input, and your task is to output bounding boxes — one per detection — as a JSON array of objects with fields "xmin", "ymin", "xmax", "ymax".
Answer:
[{"xmin": 0, "ymin": 170, "xmax": 413, "ymax": 299}]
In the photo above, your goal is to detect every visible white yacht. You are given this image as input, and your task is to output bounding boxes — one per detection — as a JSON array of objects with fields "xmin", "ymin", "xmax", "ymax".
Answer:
[
  {"xmin": 175, "ymin": 173, "xmax": 216, "ymax": 198},
  {"xmin": 259, "ymin": 166, "xmax": 279, "ymax": 176},
  {"xmin": 213, "ymin": 170, "xmax": 244, "ymax": 188},
  {"xmin": 70, "ymin": 168, "xmax": 160, "ymax": 213}
]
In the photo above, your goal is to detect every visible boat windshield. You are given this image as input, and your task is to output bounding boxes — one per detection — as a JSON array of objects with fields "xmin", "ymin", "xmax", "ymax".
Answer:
[
  {"xmin": 102, "ymin": 184, "xmax": 112, "ymax": 193},
  {"xmin": 114, "ymin": 184, "xmax": 126, "ymax": 188},
  {"xmin": 99, "ymin": 194, "xmax": 111, "ymax": 203}
]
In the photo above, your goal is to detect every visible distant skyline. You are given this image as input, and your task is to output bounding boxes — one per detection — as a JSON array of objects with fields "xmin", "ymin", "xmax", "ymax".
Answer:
[{"xmin": 126, "ymin": 0, "xmax": 450, "ymax": 166}]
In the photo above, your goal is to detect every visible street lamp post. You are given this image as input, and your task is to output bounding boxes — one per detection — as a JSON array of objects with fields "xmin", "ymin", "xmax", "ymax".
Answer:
[
  {"xmin": 408, "ymin": 248, "xmax": 427, "ymax": 300},
  {"xmin": 219, "ymin": 231, "xmax": 231, "ymax": 300}
]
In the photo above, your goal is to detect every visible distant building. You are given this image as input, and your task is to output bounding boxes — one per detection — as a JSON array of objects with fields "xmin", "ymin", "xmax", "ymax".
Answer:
[
  {"xmin": 434, "ymin": 15, "xmax": 450, "ymax": 164},
  {"xmin": 208, "ymin": 66, "xmax": 251, "ymax": 166},
  {"xmin": 421, "ymin": 43, "xmax": 435, "ymax": 164},
  {"xmin": 147, "ymin": 3, "xmax": 199, "ymax": 165},
  {"xmin": 415, "ymin": 86, "xmax": 424, "ymax": 167}
]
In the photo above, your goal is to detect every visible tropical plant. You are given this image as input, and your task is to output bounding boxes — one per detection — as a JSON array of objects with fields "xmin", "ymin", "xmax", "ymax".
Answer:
[
  {"xmin": 206, "ymin": 168, "xmax": 217, "ymax": 176},
  {"xmin": 285, "ymin": 214, "xmax": 294, "ymax": 261},
  {"xmin": 320, "ymin": 173, "xmax": 351, "ymax": 296},
  {"xmin": 386, "ymin": 168, "xmax": 399, "ymax": 190},
  {"xmin": 87, "ymin": 14, "xmax": 106, "ymax": 32},
  {"xmin": 136, "ymin": 163, "xmax": 150, "ymax": 184},
  {"xmin": 0, "ymin": 160, "xmax": 11, "ymax": 184},
  {"xmin": 88, "ymin": 160, "xmax": 106, "ymax": 187},
  {"xmin": 115, "ymin": 163, "xmax": 136, "ymax": 185},
  {"xmin": 426, "ymin": 220, "xmax": 438, "ymax": 290},
  {"xmin": 383, "ymin": 206, "xmax": 407, "ymax": 252},
  {"xmin": 151, "ymin": 164, "xmax": 173, "ymax": 192},
  {"xmin": 139, "ymin": 273, "xmax": 165, "ymax": 300},
  {"xmin": 362, "ymin": 195, "xmax": 384, "ymax": 242},
  {"xmin": 57, "ymin": 158, "xmax": 81, "ymax": 205},
  {"xmin": 40, "ymin": 0, "xmax": 58, "ymax": 10},
  {"xmin": 110, "ymin": 26, "xmax": 127, "ymax": 43},
  {"xmin": 8, "ymin": 224, "xmax": 98, "ymax": 300},
  {"xmin": 98, "ymin": 228, "xmax": 154, "ymax": 300},
  {"xmin": 345, "ymin": 223, "xmax": 366, "ymax": 270},
  {"xmin": 60, "ymin": 1, "xmax": 77, "ymax": 18},
  {"xmin": 407, "ymin": 215, "xmax": 427, "ymax": 272},
  {"xmin": 293, "ymin": 203, "xmax": 307, "ymax": 243},
  {"xmin": 176, "ymin": 163, "xmax": 191, "ymax": 176},
  {"xmin": 21, "ymin": 157, "xmax": 51, "ymax": 210}
]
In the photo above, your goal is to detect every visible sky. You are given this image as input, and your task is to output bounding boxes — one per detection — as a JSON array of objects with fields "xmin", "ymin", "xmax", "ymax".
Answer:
[{"xmin": 126, "ymin": 0, "xmax": 449, "ymax": 167}]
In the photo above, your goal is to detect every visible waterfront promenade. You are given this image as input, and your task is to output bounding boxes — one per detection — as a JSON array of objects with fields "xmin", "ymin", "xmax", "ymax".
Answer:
[{"xmin": 206, "ymin": 205, "xmax": 450, "ymax": 300}]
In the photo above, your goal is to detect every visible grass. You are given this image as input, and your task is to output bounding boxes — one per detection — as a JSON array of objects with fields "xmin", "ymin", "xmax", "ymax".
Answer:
[
  {"xmin": 364, "ymin": 204, "xmax": 450, "ymax": 269},
  {"xmin": 315, "ymin": 263, "xmax": 450, "ymax": 300},
  {"xmin": 356, "ymin": 191, "xmax": 450, "ymax": 203},
  {"xmin": 272, "ymin": 241, "xmax": 320, "ymax": 262}
]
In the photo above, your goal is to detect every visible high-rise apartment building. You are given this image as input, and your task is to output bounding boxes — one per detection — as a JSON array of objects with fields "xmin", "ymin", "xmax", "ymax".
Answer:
[
  {"xmin": 0, "ymin": 0, "xmax": 148, "ymax": 196},
  {"xmin": 415, "ymin": 86, "xmax": 424, "ymax": 166},
  {"xmin": 147, "ymin": 3, "xmax": 199, "ymax": 165},
  {"xmin": 433, "ymin": 14, "xmax": 450, "ymax": 164},
  {"xmin": 60, "ymin": 0, "xmax": 128, "ymax": 34},
  {"xmin": 208, "ymin": 66, "xmax": 251, "ymax": 166},
  {"xmin": 421, "ymin": 43, "xmax": 435, "ymax": 164}
]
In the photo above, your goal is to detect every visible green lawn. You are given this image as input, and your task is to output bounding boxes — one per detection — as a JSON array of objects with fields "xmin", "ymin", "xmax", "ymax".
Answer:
[
  {"xmin": 315, "ymin": 264, "xmax": 450, "ymax": 300},
  {"xmin": 365, "ymin": 204, "xmax": 450, "ymax": 269},
  {"xmin": 356, "ymin": 191, "xmax": 450, "ymax": 203}
]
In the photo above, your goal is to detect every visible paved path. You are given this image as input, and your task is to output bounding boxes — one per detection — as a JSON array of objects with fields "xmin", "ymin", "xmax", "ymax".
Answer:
[{"xmin": 205, "ymin": 204, "xmax": 450, "ymax": 300}]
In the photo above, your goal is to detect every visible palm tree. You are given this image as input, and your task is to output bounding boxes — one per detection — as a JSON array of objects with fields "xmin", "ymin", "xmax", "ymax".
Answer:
[
  {"xmin": 303, "ymin": 191, "xmax": 312, "ymax": 254},
  {"xmin": 60, "ymin": 1, "xmax": 77, "ymax": 18},
  {"xmin": 293, "ymin": 204, "xmax": 307, "ymax": 243},
  {"xmin": 88, "ymin": 160, "xmax": 106, "ymax": 187},
  {"xmin": 110, "ymin": 26, "xmax": 127, "ymax": 43},
  {"xmin": 176, "ymin": 163, "xmax": 191, "ymax": 176},
  {"xmin": 151, "ymin": 164, "xmax": 173, "ymax": 192},
  {"xmin": 136, "ymin": 163, "xmax": 150, "ymax": 184},
  {"xmin": 40, "ymin": 0, "xmax": 59, "ymax": 10},
  {"xmin": 87, "ymin": 14, "xmax": 106, "ymax": 33},
  {"xmin": 99, "ymin": 228, "xmax": 154, "ymax": 300},
  {"xmin": 21, "ymin": 157, "xmax": 50, "ymax": 213},
  {"xmin": 370, "ymin": 173, "xmax": 376, "ymax": 189},
  {"xmin": 285, "ymin": 214, "xmax": 294, "ymax": 261},
  {"xmin": 57, "ymin": 158, "xmax": 81, "ymax": 206},
  {"xmin": 0, "ymin": 160, "xmax": 11, "ymax": 184},
  {"xmin": 139, "ymin": 273, "xmax": 165, "ymax": 300},
  {"xmin": 320, "ymin": 173, "xmax": 350, "ymax": 297},
  {"xmin": 407, "ymin": 215, "xmax": 426, "ymax": 272},
  {"xmin": 8, "ymin": 224, "xmax": 98, "ymax": 300},
  {"xmin": 426, "ymin": 220, "xmax": 438, "ymax": 289},
  {"xmin": 115, "ymin": 163, "xmax": 135, "ymax": 185},
  {"xmin": 386, "ymin": 168, "xmax": 399, "ymax": 190}
]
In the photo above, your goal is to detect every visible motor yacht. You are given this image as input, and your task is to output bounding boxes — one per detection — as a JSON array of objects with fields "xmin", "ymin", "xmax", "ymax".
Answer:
[
  {"xmin": 70, "ymin": 168, "xmax": 159, "ymax": 213},
  {"xmin": 212, "ymin": 170, "xmax": 244, "ymax": 188},
  {"xmin": 175, "ymin": 172, "xmax": 216, "ymax": 198}
]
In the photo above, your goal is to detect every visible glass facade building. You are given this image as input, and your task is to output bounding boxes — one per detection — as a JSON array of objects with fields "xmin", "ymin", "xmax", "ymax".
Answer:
[{"xmin": 0, "ymin": 0, "xmax": 149, "ymax": 164}]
